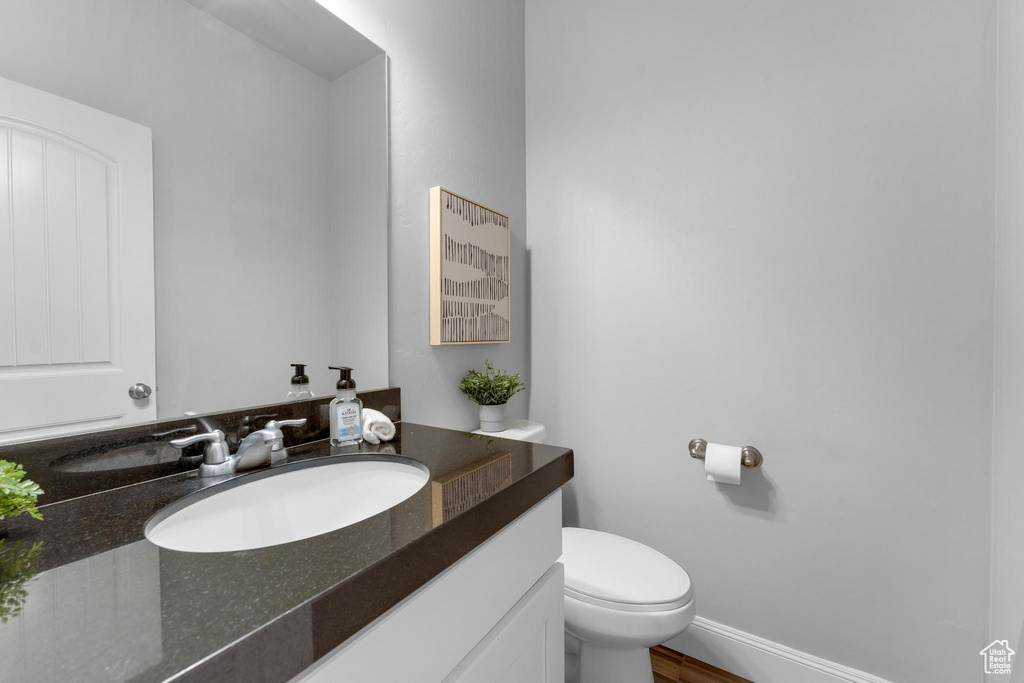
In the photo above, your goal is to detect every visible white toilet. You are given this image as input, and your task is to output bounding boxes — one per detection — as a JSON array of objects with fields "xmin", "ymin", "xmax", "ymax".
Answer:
[
  {"xmin": 476, "ymin": 420, "xmax": 696, "ymax": 683},
  {"xmin": 560, "ymin": 528, "xmax": 695, "ymax": 683}
]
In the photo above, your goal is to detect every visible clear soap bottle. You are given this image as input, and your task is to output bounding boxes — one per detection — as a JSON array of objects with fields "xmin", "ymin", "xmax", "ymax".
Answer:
[
  {"xmin": 287, "ymin": 363, "xmax": 314, "ymax": 400},
  {"xmin": 329, "ymin": 366, "xmax": 363, "ymax": 446}
]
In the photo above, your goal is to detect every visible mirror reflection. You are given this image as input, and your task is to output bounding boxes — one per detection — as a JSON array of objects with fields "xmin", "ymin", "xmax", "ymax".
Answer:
[
  {"xmin": 0, "ymin": 541, "xmax": 158, "ymax": 681},
  {"xmin": 0, "ymin": 0, "xmax": 389, "ymax": 443}
]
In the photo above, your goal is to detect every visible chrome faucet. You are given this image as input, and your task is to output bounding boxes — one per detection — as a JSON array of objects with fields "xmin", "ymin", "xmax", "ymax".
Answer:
[{"xmin": 170, "ymin": 418, "xmax": 307, "ymax": 477}]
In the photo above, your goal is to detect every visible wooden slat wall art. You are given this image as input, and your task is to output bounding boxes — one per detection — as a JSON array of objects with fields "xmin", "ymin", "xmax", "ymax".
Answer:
[{"xmin": 429, "ymin": 187, "xmax": 511, "ymax": 345}]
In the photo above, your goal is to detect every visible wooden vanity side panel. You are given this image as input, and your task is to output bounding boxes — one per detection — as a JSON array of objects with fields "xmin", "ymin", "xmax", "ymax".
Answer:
[{"xmin": 429, "ymin": 185, "xmax": 442, "ymax": 345}]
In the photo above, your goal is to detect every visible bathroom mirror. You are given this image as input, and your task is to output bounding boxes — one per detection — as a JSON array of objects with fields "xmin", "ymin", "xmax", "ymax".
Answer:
[{"xmin": 0, "ymin": 0, "xmax": 389, "ymax": 441}]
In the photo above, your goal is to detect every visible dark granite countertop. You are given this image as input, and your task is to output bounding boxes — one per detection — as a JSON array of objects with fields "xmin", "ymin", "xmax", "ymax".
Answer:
[{"xmin": 0, "ymin": 422, "xmax": 573, "ymax": 683}]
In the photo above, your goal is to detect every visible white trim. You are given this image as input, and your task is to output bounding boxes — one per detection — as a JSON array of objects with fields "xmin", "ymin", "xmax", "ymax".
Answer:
[{"xmin": 665, "ymin": 616, "xmax": 892, "ymax": 683}]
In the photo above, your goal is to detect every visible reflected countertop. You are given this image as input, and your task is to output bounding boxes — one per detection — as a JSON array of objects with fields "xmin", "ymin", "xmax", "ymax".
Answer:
[{"xmin": 0, "ymin": 423, "xmax": 573, "ymax": 683}]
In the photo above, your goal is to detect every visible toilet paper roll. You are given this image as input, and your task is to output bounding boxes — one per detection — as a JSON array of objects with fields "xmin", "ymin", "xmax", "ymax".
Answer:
[{"xmin": 705, "ymin": 442, "xmax": 742, "ymax": 485}]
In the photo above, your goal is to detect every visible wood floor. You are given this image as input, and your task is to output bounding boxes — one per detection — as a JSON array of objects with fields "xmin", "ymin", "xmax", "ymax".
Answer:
[{"xmin": 650, "ymin": 645, "xmax": 753, "ymax": 683}]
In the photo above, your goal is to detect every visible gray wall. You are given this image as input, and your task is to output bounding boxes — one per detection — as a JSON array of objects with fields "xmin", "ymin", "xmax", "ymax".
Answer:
[
  {"xmin": 993, "ymin": 0, "xmax": 1024, "ymax": 664},
  {"xmin": 321, "ymin": 0, "xmax": 529, "ymax": 428},
  {"xmin": 525, "ymin": 1, "xmax": 995, "ymax": 681},
  {"xmin": 330, "ymin": 53, "xmax": 390, "ymax": 392}
]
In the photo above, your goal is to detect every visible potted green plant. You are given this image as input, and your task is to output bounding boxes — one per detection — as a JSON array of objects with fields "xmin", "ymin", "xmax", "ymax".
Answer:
[
  {"xmin": 459, "ymin": 360, "xmax": 526, "ymax": 432},
  {"xmin": 0, "ymin": 460, "xmax": 43, "ymax": 523}
]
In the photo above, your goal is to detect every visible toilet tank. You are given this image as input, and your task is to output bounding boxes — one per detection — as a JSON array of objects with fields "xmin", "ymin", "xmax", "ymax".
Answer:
[{"xmin": 472, "ymin": 419, "xmax": 547, "ymax": 443}]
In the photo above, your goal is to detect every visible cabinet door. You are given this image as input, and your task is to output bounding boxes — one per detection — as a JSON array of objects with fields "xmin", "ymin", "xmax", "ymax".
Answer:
[
  {"xmin": 443, "ymin": 563, "xmax": 564, "ymax": 683},
  {"xmin": 294, "ymin": 491, "xmax": 562, "ymax": 683}
]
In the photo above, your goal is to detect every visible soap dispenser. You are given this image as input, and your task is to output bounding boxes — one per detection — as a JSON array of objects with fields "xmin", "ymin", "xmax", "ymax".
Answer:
[
  {"xmin": 329, "ymin": 366, "xmax": 363, "ymax": 446},
  {"xmin": 287, "ymin": 364, "xmax": 314, "ymax": 400}
]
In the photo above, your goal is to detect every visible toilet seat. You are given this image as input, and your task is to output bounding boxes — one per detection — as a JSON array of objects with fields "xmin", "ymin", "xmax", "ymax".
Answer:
[
  {"xmin": 560, "ymin": 527, "xmax": 693, "ymax": 613},
  {"xmin": 564, "ymin": 584, "xmax": 691, "ymax": 612}
]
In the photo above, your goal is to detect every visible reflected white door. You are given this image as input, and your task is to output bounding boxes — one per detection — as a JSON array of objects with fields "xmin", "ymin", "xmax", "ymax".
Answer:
[{"xmin": 0, "ymin": 76, "xmax": 155, "ymax": 442}]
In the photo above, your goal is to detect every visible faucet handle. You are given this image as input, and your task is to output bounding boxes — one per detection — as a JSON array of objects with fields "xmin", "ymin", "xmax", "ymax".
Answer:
[
  {"xmin": 263, "ymin": 418, "xmax": 307, "ymax": 465},
  {"xmin": 170, "ymin": 429, "xmax": 226, "ymax": 447},
  {"xmin": 265, "ymin": 418, "xmax": 307, "ymax": 430},
  {"xmin": 170, "ymin": 430, "xmax": 229, "ymax": 465}
]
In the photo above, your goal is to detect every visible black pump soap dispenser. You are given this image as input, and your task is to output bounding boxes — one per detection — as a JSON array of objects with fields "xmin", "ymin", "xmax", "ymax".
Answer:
[
  {"xmin": 287, "ymin": 364, "xmax": 313, "ymax": 400},
  {"xmin": 329, "ymin": 366, "xmax": 362, "ymax": 445}
]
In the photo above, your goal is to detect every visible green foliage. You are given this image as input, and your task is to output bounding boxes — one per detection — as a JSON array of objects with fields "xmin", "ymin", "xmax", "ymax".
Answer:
[
  {"xmin": 459, "ymin": 360, "xmax": 526, "ymax": 406},
  {"xmin": 0, "ymin": 539, "xmax": 43, "ymax": 623},
  {"xmin": 0, "ymin": 461, "xmax": 43, "ymax": 521}
]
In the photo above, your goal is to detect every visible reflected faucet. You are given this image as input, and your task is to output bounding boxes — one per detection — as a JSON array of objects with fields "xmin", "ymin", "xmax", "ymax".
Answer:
[
  {"xmin": 169, "ymin": 419, "xmax": 307, "ymax": 477},
  {"xmin": 237, "ymin": 413, "xmax": 277, "ymax": 442}
]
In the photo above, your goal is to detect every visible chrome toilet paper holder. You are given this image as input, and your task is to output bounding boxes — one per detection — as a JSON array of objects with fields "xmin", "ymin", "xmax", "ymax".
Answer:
[{"xmin": 689, "ymin": 438, "xmax": 763, "ymax": 469}]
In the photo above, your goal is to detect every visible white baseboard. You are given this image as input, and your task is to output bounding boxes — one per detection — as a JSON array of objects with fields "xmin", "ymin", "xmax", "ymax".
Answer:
[{"xmin": 664, "ymin": 616, "xmax": 892, "ymax": 683}]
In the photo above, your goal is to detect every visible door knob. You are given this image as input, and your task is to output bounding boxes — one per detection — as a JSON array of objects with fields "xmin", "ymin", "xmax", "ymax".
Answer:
[{"xmin": 129, "ymin": 383, "xmax": 152, "ymax": 400}]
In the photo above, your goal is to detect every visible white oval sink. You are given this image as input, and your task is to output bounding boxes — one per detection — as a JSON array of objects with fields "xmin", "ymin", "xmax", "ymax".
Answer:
[{"xmin": 145, "ymin": 458, "xmax": 429, "ymax": 553}]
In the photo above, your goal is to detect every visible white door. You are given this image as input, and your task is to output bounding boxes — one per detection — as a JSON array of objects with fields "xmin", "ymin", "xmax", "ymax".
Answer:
[{"xmin": 0, "ymin": 76, "xmax": 155, "ymax": 443}]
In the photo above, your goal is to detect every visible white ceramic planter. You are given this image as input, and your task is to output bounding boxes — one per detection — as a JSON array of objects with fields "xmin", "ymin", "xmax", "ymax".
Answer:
[{"xmin": 478, "ymin": 403, "xmax": 508, "ymax": 432}]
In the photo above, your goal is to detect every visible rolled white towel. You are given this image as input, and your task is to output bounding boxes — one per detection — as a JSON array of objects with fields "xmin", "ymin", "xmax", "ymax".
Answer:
[{"xmin": 361, "ymin": 408, "xmax": 396, "ymax": 444}]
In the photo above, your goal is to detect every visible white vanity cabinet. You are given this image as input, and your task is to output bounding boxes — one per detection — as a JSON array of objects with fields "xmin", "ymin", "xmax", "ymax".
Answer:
[{"xmin": 295, "ymin": 491, "xmax": 565, "ymax": 683}]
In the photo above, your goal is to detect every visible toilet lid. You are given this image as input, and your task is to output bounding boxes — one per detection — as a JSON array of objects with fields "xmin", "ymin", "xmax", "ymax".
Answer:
[{"xmin": 560, "ymin": 528, "xmax": 693, "ymax": 613}]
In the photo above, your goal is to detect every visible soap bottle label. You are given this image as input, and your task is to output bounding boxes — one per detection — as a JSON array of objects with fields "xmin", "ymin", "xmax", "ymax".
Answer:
[{"xmin": 334, "ymin": 403, "xmax": 362, "ymax": 441}]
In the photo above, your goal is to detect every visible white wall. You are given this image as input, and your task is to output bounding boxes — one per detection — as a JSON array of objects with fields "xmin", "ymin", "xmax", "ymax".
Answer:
[
  {"xmin": 318, "ymin": 0, "xmax": 529, "ymax": 428},
  {"xmin": 526, "ymin": 2, "xmax": 995, "ymax": 681},
  {"xmin": 330, "ymin": 53, "xmax": 390, "ymax": 392},
  {"xmin": 992, "ymin": 0, "xmax": 1024, "ymax": 664}
]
